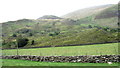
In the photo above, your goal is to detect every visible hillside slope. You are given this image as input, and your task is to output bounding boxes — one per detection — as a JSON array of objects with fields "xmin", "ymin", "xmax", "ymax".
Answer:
[
  {"xmin": 95, "ymin": 5, "xmax": 118, "ymax": 19},
  {"xmin": 62, "ymin": 4, "xmax": 113, "ymax": 19},
  {"xmin": 2, "ymin": 5, "xmax": 119, "ymax": 49},
  {"xmin": 64, "ymin": 4, "xmax": 118, "ymax": 28}
]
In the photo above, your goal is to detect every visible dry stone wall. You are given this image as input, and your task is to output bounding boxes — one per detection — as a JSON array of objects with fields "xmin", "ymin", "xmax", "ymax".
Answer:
[{"xmin": 2, "ymin": 55, "xmax": 120, "ymax": 63}]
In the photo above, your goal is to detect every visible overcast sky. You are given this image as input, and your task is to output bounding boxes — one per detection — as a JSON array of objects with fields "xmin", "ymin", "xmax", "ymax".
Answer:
[{"xmin": 0, "ymin": 0, "xmax": 119, "ymax": 23}]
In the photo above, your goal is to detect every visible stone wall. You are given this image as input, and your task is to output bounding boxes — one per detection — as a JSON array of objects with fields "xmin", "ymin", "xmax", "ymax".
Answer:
[{"xmin": 2, "ymin": 55, "xmax": 120, "ymax": 63}]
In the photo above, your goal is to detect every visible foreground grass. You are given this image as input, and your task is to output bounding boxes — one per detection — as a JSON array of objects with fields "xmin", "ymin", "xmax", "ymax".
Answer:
[
  {"xmin": 3, "ymin": 43, "xmax": 118, "ymax": 56},
  {"xmin": 2, "ymin": 59, "xmax": 118, "ymax": 66}
]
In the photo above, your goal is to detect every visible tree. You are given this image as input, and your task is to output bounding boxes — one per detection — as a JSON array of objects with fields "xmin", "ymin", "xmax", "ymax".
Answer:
[
  {"xmin": 31, "ymin": 40, "xmax": 35, "ymax": 45},
  {"xmin": 117, "ymin": 22, "xmax": 120, "ymax": 26},
  {"xmin": 49, "ymin": 32, "xmax": 60, "ymax": 36},
  {"xmin": 17, "ymin": 38, "xmax": 29, "ymax": 47},
  {"xmin": 12, "ymin": 34, "xmax": 17, "ymax": 37},
  {"xmin": 49, "ymin": 33, "xmax": 54, "ymax": 36}
]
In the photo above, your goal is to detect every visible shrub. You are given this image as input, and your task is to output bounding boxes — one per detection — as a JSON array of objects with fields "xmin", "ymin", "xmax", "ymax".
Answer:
[
  {"xmin": 31, "ymin": 40, "xmax": 35, "ymax": 45},
  {"xmin": 12, "ymin": 34, "xmax": 17, "ymax": 37},
  {"xmin": 17, "ymin": 38, "xmax": 29, "ymax": 47}
]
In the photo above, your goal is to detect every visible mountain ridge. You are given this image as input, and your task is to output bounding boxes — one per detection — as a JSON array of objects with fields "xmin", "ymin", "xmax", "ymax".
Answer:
[{"xmin": 62, "ymin": 4, "xmax": 114, "ymax": 19}]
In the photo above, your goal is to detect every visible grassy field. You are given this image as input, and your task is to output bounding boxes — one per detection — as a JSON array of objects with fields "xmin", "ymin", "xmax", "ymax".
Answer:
[
  {"xmin": 3, "ymin": 43, "xmax": 118, "ymax": 56},
  {"xmin": 2, "ymin": 59, "xmax": 118, "ymax": 66}
]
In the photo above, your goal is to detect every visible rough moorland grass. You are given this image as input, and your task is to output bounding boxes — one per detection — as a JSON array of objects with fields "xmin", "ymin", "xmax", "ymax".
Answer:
[
  {"xmin": 2, "ymin": 59, "xmax": 118, "ymax": 66},
  {"xmin": 3, "ymin": 43, "xmax": 118, "ymax": 56}
]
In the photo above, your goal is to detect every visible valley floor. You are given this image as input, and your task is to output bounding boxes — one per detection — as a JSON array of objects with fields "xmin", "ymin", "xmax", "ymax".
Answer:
[{"xmin": 3, "ymin": 43, "xmax": 118, "ymax": 56}]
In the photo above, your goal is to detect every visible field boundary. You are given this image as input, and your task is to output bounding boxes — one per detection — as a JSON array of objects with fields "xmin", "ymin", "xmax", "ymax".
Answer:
[
  {"xmin": 2, "ymin": 55, "xmax": 119, "ymax": 63},
  {"xmin": 2, "ymin": 41, "xmax": 118, "ymax": 50}
]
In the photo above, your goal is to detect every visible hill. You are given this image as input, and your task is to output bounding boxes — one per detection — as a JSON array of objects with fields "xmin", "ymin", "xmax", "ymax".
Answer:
[
  {"xmin": 93, "ymin": 4, "xmax": 118, "ymax": 28},
  {"xmin": 62, "ymin": 4, "xmax": 113, "ymax": 19},
  {"xmin": 95, "ymin": 5, "xmax": 118, "ymax": 19},
  {"xmin": 1, "ymin": 4, "xmax": 119, "ymax": 49},
  {"xmin": 63, "ymin": 4, "xmax": 118, "ymax": 28},
  {"xmin": 38, "ymin": 15, "xmax": 62, "ymax": 19}
]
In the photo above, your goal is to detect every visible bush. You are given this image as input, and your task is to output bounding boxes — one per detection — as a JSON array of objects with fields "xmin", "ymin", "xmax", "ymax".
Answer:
[
  {"xmin": 17, "ymin": 38, "xmax": 29, "ymax": 47},
  {"xmin": 49, "ymin": 32, "xmax": 60, "ymax": 36},
  {"xmin": 31, "ymin": 40, "xmax": 35, "ymax": 45},
  {"xmin": 12, "ymin": 34, "xmax": 17, "ymax": 37},
  {"xmin": 49, "ymin": 33, "xmax": 54, "ymax": 36}
]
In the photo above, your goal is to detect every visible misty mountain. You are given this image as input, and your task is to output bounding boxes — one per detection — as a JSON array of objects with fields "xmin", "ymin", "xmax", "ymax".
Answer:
[
  {"xmin": 62, "ymin": 4, "xmax": 113, "ymax": 19},
  {"xmin": 38, "ymin": 15, "xmax": 62, "ymax": 19}
]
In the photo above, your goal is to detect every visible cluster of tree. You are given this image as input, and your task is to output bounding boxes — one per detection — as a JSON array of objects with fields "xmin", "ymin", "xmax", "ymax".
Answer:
[
  {"xmin": 17, "ymin": 37, "xmax": 35, "ymax": 47},
  {"xmin": 2, "ymin": 35, "xmax": 35, "ymax": 48},
  {"xmin": 17, "ymin": 38, "xmax": 29, "ymax": 47}
]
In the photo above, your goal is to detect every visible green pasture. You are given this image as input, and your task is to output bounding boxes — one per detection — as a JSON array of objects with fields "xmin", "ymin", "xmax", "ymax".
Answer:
[{"xmin": 2, "ymin": 43, "xmax": 118, "ymax": 56}]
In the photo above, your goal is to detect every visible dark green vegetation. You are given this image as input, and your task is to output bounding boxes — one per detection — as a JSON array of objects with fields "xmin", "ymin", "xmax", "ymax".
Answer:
[
  {"xmin": 3, "ymin": 43, "xmax": 118, "ymax": 56},
  {"xmin": 17, "ymin": 37, "xmax": 29, "ymax": 47},
  {"xmin": 2, "ymin": 59, "xmax": 118, "ymax": 66},
  {"xmin": 2, "ymin": 4, "xmax": 119, "ymax": 49}
]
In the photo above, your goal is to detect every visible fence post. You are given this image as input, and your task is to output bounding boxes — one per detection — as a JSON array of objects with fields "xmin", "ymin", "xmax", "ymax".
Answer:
[
  {"xmin": 16, "ymin": 42, "xmax": 19, "ymax": 56},
  {"xmin": 114, "ymin": 47, "xmax": 117, "ymax": 55}
]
